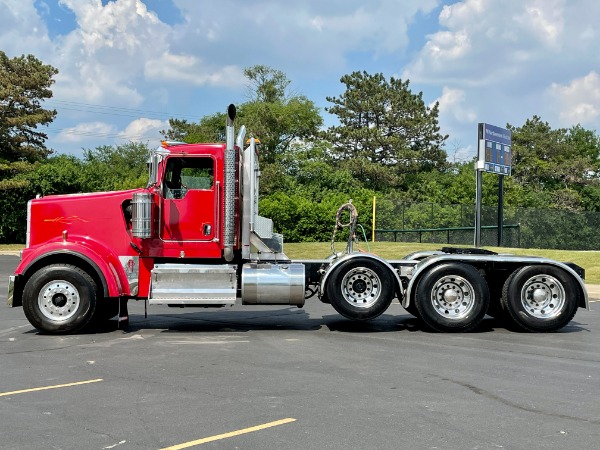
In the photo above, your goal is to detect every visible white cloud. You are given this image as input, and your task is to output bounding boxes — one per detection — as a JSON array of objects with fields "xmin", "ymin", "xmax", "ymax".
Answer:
[
  {"xmin": 549, "ymin": 71, "xmax": 600, "ymax": 125},
  {"xmin": 433, "ymin": 87, "xmax": 476, "ymax": 123},
  {"xmin": 513, "ymin": 0, "xmax": 564, "ymax": 47},
  {"xmin": 5, "ymin": 0, "xmax": 445, "ymax": 155},
  {"xmin": 50, "ymin": 0, "xmax": 172, "ymax": 105},
  {"xmin": 431, "ymin": 87, "xmax": 477, "ymax": 162},
  {"xmin": 144, "ymin": 53, "xmax": 244, "ymax": 87},
  {"xmin": 4, "ymin": 0, "xmax": 445, "ymax": 107},
  {"xmin": 405, "ymin": 0, "xmax": 600, "ymax": 87},
  {"xmin": 8, "ymin": 0, "xmax": 600, "ymax": 158},
  {"xmin": 55, "ymin": 118, "xmax": 165, "ymax": 149},
  {"xmin": 118, "ymin": 118, "xmax": 167, "ymax": 142},
  {"xmin": 170, "ymin": 0, "xmax": 440, "ymax": 71},
  {"xmin": 0, "ymin": 0, "xmax": 53, "ymax": 57},
  {"xmin": 403, "ymin": 0, "xmax": 600, "ymax": 151},
  {"xmin": 55, "ymin": 121, "xmax": 117, "ymax": 143},
  {"xmin": 59, "ymin": 0, "xmax": 162, "ymax": 54},
  {"xmin": 422, "ymin": 29, "xmax": 471, "ymax": 63}
]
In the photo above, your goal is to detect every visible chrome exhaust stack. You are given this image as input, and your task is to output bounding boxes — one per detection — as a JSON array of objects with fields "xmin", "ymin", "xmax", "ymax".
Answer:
[{"xmin": 223, "ymin": 104, "xmax": 237, "ymax": 262}]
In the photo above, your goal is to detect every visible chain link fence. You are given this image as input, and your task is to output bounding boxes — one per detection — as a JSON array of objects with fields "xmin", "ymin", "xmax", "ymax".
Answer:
[{"xmin": 374, "ymin": 201, "xmax": 600, "ymax": 250}]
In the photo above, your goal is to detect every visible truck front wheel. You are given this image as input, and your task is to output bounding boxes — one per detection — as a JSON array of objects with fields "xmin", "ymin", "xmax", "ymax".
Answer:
[
  {"xmin": 22, "ymin": 264, "xmax": 97, "ymax": 334},
  {"xmin": 500, "ymin": 265, "xmax": 579, "ymax": 332},
  {"xmin": 326, "ymin": 258, "xmax": 395, "ymax": 321},
  {"xmin": 415, "ymin": 263, "xmax": 489, "ymax": 332}
]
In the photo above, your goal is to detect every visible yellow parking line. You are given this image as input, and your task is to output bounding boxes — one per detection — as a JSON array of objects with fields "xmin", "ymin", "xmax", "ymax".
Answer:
[
  {"xmin": 160, "ymin": 418, "xmax": 297, "ymax": 450},
  {"xmin": 0, "ymin": 378, "xmax": 103, "ymax": 397}
]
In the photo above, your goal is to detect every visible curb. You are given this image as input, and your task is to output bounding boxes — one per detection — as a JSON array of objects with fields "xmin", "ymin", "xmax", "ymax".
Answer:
[{"xmin": 585, "ymin": 284, "xmax": 600, "ymax": 301}]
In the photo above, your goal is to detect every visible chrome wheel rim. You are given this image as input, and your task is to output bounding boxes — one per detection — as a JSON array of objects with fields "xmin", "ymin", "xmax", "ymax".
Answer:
[
  {"xmin": 341, "ymin": 267, "xmax": 381, "ymax": 308},
  {"xmin": 430, "ymin": 275, "xmax": 475, "ymax": 319},
  {"xmin": 520, "ymin": 275, "xmax": 565, "ymax": 319},
  {"xmin": 38, "ymin": 280, "xmax": 81, "ymax": 322}
]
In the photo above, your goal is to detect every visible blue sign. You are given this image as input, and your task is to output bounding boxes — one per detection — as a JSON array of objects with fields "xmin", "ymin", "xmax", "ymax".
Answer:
[{"xmin": 478, "ymin": 123, "xmax": 512, "ymax": 175}]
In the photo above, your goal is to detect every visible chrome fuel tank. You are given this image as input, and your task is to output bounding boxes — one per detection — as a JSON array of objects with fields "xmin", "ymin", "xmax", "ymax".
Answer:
[{"xmin": 241, "ymin": 263, "xmax": 305, "ymax": 306}]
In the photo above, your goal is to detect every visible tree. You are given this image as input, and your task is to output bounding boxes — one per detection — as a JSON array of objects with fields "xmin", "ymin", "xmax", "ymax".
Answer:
[
  {"xmin": 0, "ymin": 51, "xmax": 58, "ymax": 162},
  {"xmin": 324, "ymin": 71, "xmax": 448, "ymax": 190},
  {"xmin": 80, "ymin": 142, "xmax": 150, "ymax": 191},
  {"xmin": 508, "ymin": 117, "xmax": 600, "ymax": 189},
  {"xmin": 241, "ymin": 95, "xmax": 322, "ymax": 164},
  {"xmin": 0, "ymin": 52, "xmax": 58, "ymax": 242},
  {"xmin": 244, "ymin": 65, "xmax": 290, "ymax": 103},
  {"xmin": 0, "ymin": 155, "xmax": 85, "ymax": 243},
  {"xmin": 240, "ymin": 65, "xmax": 322, "ymax": 164},
  {"xmin": 161, "ymin": 113, "xmax": 226, "ymax": 144},
  {"xmin": 0, "ymin": 142, "xmax": 151, "ymax": 243},
  {"xmin": 162, "ymin": 66, "xmax": 323, "ymax": 165},
  {"xmin": 508, "ymin": 117, "xmax": 600, "ymax": 211}
]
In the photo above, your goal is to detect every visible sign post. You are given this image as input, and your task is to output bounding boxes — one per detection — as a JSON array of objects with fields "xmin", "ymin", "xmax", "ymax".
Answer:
[{"xmin": 475, "ymin": 123, "xmax": 512, "ymax": 247}]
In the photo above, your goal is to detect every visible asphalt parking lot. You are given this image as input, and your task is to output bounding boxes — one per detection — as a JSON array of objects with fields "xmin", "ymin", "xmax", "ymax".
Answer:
[{"xmin": 1, "ymin": 254, "xmax": 599, "ymax": 450}]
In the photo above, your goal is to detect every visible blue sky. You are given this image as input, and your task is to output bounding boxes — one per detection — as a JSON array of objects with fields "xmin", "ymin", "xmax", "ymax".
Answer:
[{"xmin": 2, "ymin": 0, "xmax": 600, "ymax": 161}]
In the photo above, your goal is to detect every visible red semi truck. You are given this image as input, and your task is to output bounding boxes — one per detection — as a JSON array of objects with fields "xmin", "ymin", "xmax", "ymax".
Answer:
[{"xmin": 7, "ymin": 105, "xmax": 589, "ymax": 334}]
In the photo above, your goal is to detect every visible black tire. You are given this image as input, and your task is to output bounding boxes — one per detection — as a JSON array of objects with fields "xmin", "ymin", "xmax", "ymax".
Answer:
[
  {"xmin": 415, "ymin": 263, "xmax": 489, "ymax": 332},
  {"xmin": 326, "ymin": 258, "xmax": 395, "ymax": 321},
  {"xmin": 22, "ymin": 264, "xmax": 97, "ymax": 334},
  {"xmin": 500, "ymin": 265, "xmax": 580, "ymax": 332}
]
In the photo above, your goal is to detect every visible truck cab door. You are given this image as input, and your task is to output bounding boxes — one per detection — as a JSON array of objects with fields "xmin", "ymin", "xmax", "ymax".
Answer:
[{"xmin": 160, "ymin": 156, "xmax": 217, "ymax": 242}]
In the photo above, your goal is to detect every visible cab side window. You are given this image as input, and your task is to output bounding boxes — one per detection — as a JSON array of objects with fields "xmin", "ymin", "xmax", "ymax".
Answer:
[{"xmin": 164, "ymin": 157, "xmax": 214, "ymax": 199}]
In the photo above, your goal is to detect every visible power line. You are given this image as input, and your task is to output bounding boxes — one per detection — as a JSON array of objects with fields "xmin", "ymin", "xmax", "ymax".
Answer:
[
  {"xmin": 41, "ymin": 99, "xmax": 203, "ymax": 144},
  {"xmin": 42, "ymin": 99, "xmax": 173, "ymax": 141},
  {"xmin": 45, "ymin": 99, "xmax": 201, "ymax": 121},
  {"xmin": 46, "ymin": 126, "xmax": 163, "ymax": 142}
]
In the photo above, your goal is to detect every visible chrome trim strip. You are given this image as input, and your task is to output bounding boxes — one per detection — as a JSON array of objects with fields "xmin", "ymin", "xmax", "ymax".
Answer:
[
  {"xmin": 26, "ymin": 200, "xmax": 32, "ymax": 248},
  {"xmin": 214, "ymin": 181, "xmax": 220, "ymax": 242}
]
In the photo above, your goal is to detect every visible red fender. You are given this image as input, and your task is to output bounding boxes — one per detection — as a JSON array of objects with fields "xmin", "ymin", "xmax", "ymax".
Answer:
[{"xmin": 16, "ymin": 237, "xmax": 132, "ymax": 298}]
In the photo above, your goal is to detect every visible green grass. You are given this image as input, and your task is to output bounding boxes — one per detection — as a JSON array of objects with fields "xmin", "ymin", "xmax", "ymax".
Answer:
[
  {"xmin": 0, "ymin": 244, "xmax": 25, "ymax": 251},
  {"xmin": 284, "ymin": 242, "xmax": 600, "ymax": 284}
]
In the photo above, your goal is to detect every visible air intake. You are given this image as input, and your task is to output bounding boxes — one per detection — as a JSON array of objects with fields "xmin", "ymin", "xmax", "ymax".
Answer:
[{"xmin": 131, "ymin": 192, "xmax": 153, "ymax": 238}]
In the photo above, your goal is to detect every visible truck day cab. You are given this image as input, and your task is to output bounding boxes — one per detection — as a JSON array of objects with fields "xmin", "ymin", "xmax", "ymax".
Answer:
[{"xmin": 7, "ymin": 105, "xmax": 589, "ymax": 334}]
